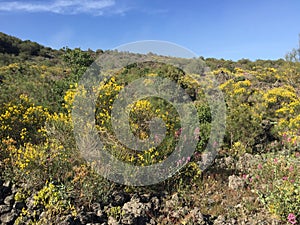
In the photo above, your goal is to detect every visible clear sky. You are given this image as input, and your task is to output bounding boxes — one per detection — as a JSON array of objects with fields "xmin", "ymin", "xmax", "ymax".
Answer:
[{"xmin": 0, "ymin": 0, "xmax": 299, "ymax": 60}]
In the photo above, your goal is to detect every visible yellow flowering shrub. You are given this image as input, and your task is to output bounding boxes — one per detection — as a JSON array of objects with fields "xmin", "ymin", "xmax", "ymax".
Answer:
[
  {"xmin": 251, "ymin": 66, "xmax": 280, "ymax": 82},
  {"xmin": 30, "ymin": 182, "xmax": 77, "ymax": 223},
  {"xmin": 0, "ymin": 94, "xmax": 50, "ymax": 146},
  {"xmin": 95, "ymin": 76, "xmax": 124, "ymax": 129},
  {"xmin": 261, "ymin": 85, "xmax": 300, "ymax": 149},
  {"xmin": 92, "ymin": 70, "xmax": 186, "ymax": 166},
  {"xmin": 263, "ymin": 85, "xmax": 297, "ymax": 108},
  {"xmin": 277, "ymin": 63, "xmax": 300, "ymax": 87},
  {"xmin": 220, "ymin": 76, "xmax": 264, "ymax": 150},
  {"xmin": 2, "ymin": 137, "xmax": 72, "ymax": 187}
]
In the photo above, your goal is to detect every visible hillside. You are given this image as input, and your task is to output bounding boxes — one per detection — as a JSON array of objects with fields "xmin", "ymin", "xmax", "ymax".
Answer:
[
  {"xmin": 0, "ymin": 32, "xmax": 299, "ymax": 225},
  {"xmin": 0, "ymin": 32, "xmax": 64, "ymax": 66}
]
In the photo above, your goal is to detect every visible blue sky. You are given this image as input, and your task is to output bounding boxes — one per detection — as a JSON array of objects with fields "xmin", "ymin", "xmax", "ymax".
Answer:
[{"xmin": 0, "ymin": 0, "xmax": 299, "ymax": 60}]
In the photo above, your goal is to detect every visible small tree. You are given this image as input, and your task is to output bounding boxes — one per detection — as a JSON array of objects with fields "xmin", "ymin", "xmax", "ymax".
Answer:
[
  {"xmin": 285, "ymin": 48, "xmax": 299, "ymax": 62},
  {"xmin": 62, "ymin": 47, "xmax": 94, "ymax": 83}
]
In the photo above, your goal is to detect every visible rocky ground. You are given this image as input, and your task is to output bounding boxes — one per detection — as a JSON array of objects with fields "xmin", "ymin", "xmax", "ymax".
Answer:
[{"xmin": 0, "ymin": 153, "xmax": 287, "ymax": 225}]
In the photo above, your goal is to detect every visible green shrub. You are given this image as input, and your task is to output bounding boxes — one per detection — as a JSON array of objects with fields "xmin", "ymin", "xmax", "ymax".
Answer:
[{"xmin": 249, "ymin": 152, "xmax": 300, "ymax": 222}]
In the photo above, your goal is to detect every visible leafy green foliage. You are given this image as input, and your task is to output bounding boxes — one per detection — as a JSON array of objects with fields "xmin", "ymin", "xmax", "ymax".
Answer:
[
  {"xmin": 1, "ymin": 32, "xmax": 300, "ymax": 224},
  {"xmin": 0, "ymin": 32, "xmax": 61, "ymax": 66},
  {"xmin": 249, "ymin": 152, "xmax": 300, "ymax": 221},
  {"xmin": 62, "ymin": 47, "xmax": 94, "ymax": 83}
]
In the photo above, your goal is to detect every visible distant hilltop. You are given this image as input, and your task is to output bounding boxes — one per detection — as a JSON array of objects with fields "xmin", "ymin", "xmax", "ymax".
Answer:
[{"xmin": 0, "ymin": 32, "xmax": 289, "ymax": 70}]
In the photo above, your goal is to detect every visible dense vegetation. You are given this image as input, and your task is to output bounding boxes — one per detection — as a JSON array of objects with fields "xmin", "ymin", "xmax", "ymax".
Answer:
[{"xmin": 0, "ymin": 32, "xmax": 299, "ymax": 224}]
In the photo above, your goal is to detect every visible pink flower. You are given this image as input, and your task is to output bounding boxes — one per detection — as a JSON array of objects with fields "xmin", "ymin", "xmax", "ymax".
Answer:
[
  {"xmin": 257, "ymin": 164, "xmax": 262, "ymax": 169},
  {"xmin": 177, "ymin": 159, "xmax": 182, "ymax": 166},
  {"xmin": 242, "ymin": 174, "xmax": 247, "ymax": 179},
  {"xmin": 274, "ymin": 158, "xmax": 278, "ymax": 163},
  {"xmin": 175, "ymin": 128, "xmax": 182, "ymax": 138},
  {"xmin": 194, "ymin": 152, "xmax": 200, "ymax": 159},
  {"xmin": 289, "ymin": 166, "xmax": 294, "ymax": 172},
  {"xmin": 295, "ymin": 152, "xmax": 300, "ymax": 158},
  {"xmin": 288, "ymin": 213, "xmax": 297, "ymax": 224},
  {"xmin": 194, "ymin": 127, "xmax": 200, "ymax": 139},
  {"xmin": 282, "ymin": 176, "xmax": 288, "ymax": 181},
  {"xmin": 186, "ymin": 157, "xmax": 191, "ymax": 163},
  {"xmin": 154, "ymin": 134, "xmax": 161, "ymax": 144},
  {"xmin": 213, "ymin": 141, "xmax": 218, "ymax": 148}
]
